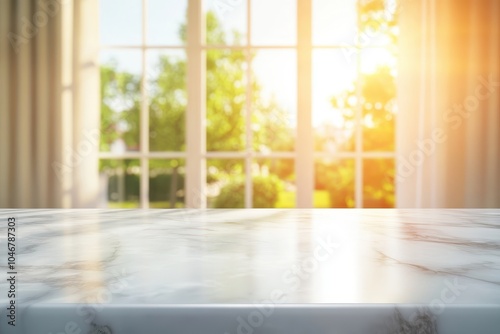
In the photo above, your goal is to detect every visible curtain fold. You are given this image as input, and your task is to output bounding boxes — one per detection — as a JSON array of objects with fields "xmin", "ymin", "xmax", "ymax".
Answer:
[
  {"xmin": 0, "ymin": 0, "xmax": 100, "ymax": 208},
  {"xmin": 397, "ymin": 0, "xmax": 500, "ymax": 207}
]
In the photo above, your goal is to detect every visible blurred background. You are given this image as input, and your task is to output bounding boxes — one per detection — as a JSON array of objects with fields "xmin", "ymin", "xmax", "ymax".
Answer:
[{"xmin": 0, "ymin": 0, "xmax": 499, "ymax": 208}]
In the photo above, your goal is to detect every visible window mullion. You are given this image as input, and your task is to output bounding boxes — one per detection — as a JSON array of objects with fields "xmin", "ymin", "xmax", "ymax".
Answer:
[
  {"xmin": 355, "ymin": 0, "xmax": 363, "ymax": 208},
  {"xmin": 296, "ymin": 0, "xmax": 313, "ymax": 208},
  {"xmin": 140, "ymin": 0, "xmax": 149, "ymax": 209},
  {"xmin": 186, "ymin": 0, "xmax": 206, "ymax": 208},
  {"xmin": 245, "ymin": 0, "xmax": 253, "ymax": 208}
]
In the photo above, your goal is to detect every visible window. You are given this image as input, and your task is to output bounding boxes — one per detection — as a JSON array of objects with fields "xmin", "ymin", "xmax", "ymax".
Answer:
[{"xmin": 99, "ymin": 0, "xmax": 398, "ymax": 208}]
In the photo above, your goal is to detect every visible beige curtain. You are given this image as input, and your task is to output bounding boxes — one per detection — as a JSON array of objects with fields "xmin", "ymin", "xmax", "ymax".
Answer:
[
  {"xmin": 0, "ymin": 0, "xmax": 100, "ymax": 208},
  {"xmin": 397, "ymin": 0, "xmax": 500, "ymax": 207}
]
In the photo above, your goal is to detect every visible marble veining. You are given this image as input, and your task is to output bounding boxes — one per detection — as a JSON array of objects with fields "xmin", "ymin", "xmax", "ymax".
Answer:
[
  {"xmin": 0, "ymin": 209, "xmax": 499, "ymax": 305},
  {"xmin": 0, "ymin": 209, "xmax": 499, "ymax": 333}
]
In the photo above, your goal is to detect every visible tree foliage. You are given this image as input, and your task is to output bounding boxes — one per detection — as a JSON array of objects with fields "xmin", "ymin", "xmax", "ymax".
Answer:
[{"xmin": 99, "ymin": 3, "xmax": 398, "ymax": 208}]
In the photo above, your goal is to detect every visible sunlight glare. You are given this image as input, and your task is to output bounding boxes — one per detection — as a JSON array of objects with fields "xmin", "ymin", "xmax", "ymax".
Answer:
[{"xmin": 361, "ymin": 48, "xmax": 396, "ymax": 74}]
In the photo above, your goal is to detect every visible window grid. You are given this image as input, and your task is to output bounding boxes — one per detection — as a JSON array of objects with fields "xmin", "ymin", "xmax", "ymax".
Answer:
[
  {"xmin": 98, "ymin": 0, "xmax": 396, "ymax": 209},
  {"xmin": 98, "ymin": 152, "xmax": 395, "ymax": 159}
]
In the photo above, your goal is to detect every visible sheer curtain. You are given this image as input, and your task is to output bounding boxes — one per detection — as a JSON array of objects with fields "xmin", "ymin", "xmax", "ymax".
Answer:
[
  {"xmin": 397, "ymin": 0, "xmax": 500, "ymax": 207},
  {"xmin": 0, "ymin": 0, "xmax": 100, "ymax": 208}
]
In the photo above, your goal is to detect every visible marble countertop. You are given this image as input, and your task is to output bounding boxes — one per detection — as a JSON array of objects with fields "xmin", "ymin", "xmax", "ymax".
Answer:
[
  {"xmin": 0, "ymin": 209, "xmax": 499, "ymax": 333},
  {"xmin": 1, "ymin": 209, "xmax": 499, "ymax": 305}
]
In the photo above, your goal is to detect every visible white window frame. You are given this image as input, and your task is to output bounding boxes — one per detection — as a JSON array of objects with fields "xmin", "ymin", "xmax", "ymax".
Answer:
[{"xmin": 99, "ymin": 0, "xmax": 396, "ymax": 209}]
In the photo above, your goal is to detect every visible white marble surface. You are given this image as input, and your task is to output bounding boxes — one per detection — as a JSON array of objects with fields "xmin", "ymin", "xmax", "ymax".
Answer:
[{"xmin": 0, "ymin": 209, "xmax": 499, "ymax": 333}]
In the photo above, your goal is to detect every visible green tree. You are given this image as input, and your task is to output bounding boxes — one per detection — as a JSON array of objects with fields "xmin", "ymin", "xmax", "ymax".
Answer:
[
  {"xmin": 100, "ymin": 11, "xmax": 292, "ymax": 207},
  {"xmin": 99, "ymin": 2, "xmax": 398, "ymax": 208},
  {"xmin": 99, "ymin": 61, "xmax": 141, "ymax": 203},
  {"xmin": 323, "ymin": 0, "xmax": 398, "ymax": 208}
]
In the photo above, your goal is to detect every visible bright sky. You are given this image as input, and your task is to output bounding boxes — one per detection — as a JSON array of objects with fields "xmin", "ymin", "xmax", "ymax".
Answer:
[{"xmin": 100, "ymin": 0, "xmax": 394, "ymax": 129}]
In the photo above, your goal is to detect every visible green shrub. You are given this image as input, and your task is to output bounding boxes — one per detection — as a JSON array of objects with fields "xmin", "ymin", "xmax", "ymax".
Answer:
[{"xmin": 213, "ymin": 175, "xmax": 283, "ymax": 208}]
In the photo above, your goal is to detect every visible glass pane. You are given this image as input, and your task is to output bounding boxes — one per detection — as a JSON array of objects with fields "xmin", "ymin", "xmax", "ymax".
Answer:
[
  {"xmin": 359, "ymin": 0, "xmax": 399, "ymax": 47},
  {"xmin": 360, "ymin": 48, "xmax": 397, "ymax": 151},
  {"xmin": 251, "ymin": 0, "xmax": 296, "ymax": 45},
  {"xmin": 205, "ymin": 0, "xmax": 247, "ymax": 45},
  {"xmin": 149, "ymin": 159, "xmax": 185, "ymax": 208},
  {"xmin": 99, "ymin": 159, "xmax": 140, "ymax": 208},
  {"xmin": 313, "ymin": 49, "xmax": 357, "ymax": 152},
  {"xmin": 207, "ymin": 159, "xmax": 245, "ymax": 208},
  {"xmin": 100, "ymin": 0, "xmax": 142, "ymax": 45},
  {"xmin": 314, "ymin": 159, "xmax": 355, "ymax": 208},
  {"xmin": 363, "ymin": 158, "xmax": 395, "ymax": 208},
  {"xmin": 313, "ymin": 0, "xmax": 357, "ymax": 46},
  {"xmin": 147, "ymin": 0, "xmax": 187, "ymax": 45},
  {"xmin": 206, "ymin": 49, "xmax": 247, "ymax": 151},
  {"xmin": 360, "ymin": 47, "xmax": 397, "ymax": 74},
  {"xmin": 253, "ymin": 159, "xmax": 295, "ymax": 208},
  {"xmin": 148, "ymin": 50, "xmax": 187, "ymax": 151},
  {"xmin": 100, "ymin": 50, "xmax": 141, "ymax": 152},
  {"xmin": 252, "ymin": 50, "xmax": 296, "ymax": 152}
]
